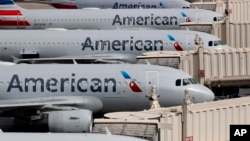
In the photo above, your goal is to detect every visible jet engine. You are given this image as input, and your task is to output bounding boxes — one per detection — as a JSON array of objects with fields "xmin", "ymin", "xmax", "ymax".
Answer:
[{"xmin": 31, "ymin": 109, "xmax": 93, "ymax": 133}]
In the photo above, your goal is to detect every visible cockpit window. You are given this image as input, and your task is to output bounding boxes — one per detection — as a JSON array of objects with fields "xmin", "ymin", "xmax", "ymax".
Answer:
[
  {"xmin": 217, "ymin": 17, "xmax": 224, "ymax": 21},
  {"xmin": 176, "ymin": 78, "xmax": 198, "ymax": 86},
  {"xmin": 208, "ymin": 40, "xmax": 225, "ymax": 47},
  {"xmin": 208, "ymin": 41, "xmax": 213, "ymax": 46},
  {"xmin": 188, "ymin": 78, "xmax": 198, "ymax": 84},
  {"xmin": 214, "ymin": 41, "xmax": 219, "ymax": 46},
  {"xmin": 176, "ymin": 79, "xmax": 181, "ymax": 86},
  {"xmin": 183, "ymin": 79, "xmax": 190, "ymax": 86},
  {"xmin": 217, "ymin": 40, "xmax": 225, "ymax": 45},
  {"xmin": 213, "ymin": 16, "xmax": 224, "ymax": 21}
]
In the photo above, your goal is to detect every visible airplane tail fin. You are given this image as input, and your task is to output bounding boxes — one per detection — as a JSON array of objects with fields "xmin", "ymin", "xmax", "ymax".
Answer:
[
  {"xmin": 0, "ymin": 0, "xmax": 22, "ymax": 9},
  {"xmin": 0, "ymin": 0, "xmax": 29, "ymax": 27},
  {"xmin": 11, "ymin": 56, "xmax": 19, "ymax": 63},
  {"xmin": 105, "ymin": 127, "xmax": 112, "ymax": 135}
]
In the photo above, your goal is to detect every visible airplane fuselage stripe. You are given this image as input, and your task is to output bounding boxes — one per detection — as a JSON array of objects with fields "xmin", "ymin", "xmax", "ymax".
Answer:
[
  {"xmin": 0, "ymin": 10, "xmax": 22, "ymax": 16},
  {"xmin": 0, "ymin": 20, "xmax": 30, "ymax": 26}
]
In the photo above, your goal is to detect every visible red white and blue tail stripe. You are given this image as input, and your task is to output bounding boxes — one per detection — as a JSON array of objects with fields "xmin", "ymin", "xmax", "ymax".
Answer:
[
  {"xmin": 0, "ymin": 0, "xmax": 15, "ymax": 5},
  {"xmin": 0, "ymin": 0, "xmax": 30, "ymax": 27}
]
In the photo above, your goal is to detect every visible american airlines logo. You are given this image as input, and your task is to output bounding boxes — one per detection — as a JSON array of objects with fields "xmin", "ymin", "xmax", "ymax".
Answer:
[
  {"xmin": 167, "ymin": 35, "xmax": 183, "ymax": 51},
  {"xmin": 6, "ymin": 71, "xmax": 142, "ymax": 93},
  {"xmin": 120, "ymin": 71, "xmax": 142, "ymax": 92},
  {"xmin": 180, "ymin": 12, "xmax": 192, "ymax": 22},
  {"xmin": 112, "ymin": 2, "xmax": 157, "ymax": 9},
  {"xmin": 81, "ymin": 35, "xmax": 183, "ymax": 51},
  {"xmin": 81, "ymin": 36, "xmax": 164, "ymax": 51},
  {"xmin": 112, "ymin": 14, "xmax": 178, "ymax": 26}
]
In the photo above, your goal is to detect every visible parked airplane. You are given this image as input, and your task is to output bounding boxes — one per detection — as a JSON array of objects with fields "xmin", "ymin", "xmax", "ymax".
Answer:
[
  {"xmin": 0, "ymin": 30, "xmax": 230, "ymax": 63},
  {"xmin": 24, "ymin": 0, "xmax": 190, "ymax": 9},
  {"xmin": 0, "ymin": 0, "xmax": 223, "ymax": 29},
  {"xmin": 0, "ymin": 132, "xmax": 148, "ymax": 141},
  {"xmin": 0, "ymin": 63, "xmax": 214, "ymax": 132}
]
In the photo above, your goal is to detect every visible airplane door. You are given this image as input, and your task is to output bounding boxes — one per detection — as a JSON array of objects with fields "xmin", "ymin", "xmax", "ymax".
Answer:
[{"xmin": 146, "ymin": 71, "xmax": 159, "ymax": 96}]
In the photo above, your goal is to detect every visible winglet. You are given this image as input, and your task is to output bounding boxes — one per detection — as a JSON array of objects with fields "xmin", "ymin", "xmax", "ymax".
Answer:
[
  {"xmin": 146, "ymin": 59, "xmax": 151, "ymax": 65},
  {"xmin": 0, "ymin": 129, "xmax": 3, "ymax": 133},
  {"xmin": 72, "ymin": 59, "xmax": 77, "ymax": 64},
  {"xmin": 10, "ymin": 56, "xmax": 20, "ymax": 63},
  {"xmin": 105, "ymin": 127, "xmax": 112, "ymax": 136}
]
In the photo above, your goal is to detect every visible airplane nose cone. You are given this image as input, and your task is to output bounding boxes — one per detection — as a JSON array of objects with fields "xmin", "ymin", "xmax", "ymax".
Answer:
[
  {"xmin": 187, "ymin": 85, "xmax": 215, "ymax": 103},
  {"xmin": 203, "ymin": 86, "xmax": 215, "ymax": 102}
]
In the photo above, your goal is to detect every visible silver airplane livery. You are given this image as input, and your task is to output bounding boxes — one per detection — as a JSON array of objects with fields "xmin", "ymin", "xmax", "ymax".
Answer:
[
  {"xmin": 24, "ymin": 0, "xmax": 190, "ymax": 9},
  {"xmin": 0, "ymin": 63, "xmax": 214, "ymax": 132},
  {"xmin": 0, "ymin": 0, "xmax": 223, "ymax": 29},
  {"xmin": 0, "ymin": 30, "xmax": 230, "ymax": 63}
]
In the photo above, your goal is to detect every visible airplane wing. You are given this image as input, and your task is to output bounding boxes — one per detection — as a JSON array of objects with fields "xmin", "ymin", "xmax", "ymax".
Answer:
[
  {"xmin": 0, "ymin": 96, "xmax": 83, "ymax": 108},
  {"xmin": 179, "ymin": 21, "xmax": 224, "ymax": 26},
  {"xmin": 15, "ymin": 58, "xmax": 125, "ymax": 64},
  {"xmin": 14, "ymin": 53, "xmax": 137, "ymax": 64},
  {"xmin": 0, "ymin": 96, "xmax": 103, "ymax": 113}
]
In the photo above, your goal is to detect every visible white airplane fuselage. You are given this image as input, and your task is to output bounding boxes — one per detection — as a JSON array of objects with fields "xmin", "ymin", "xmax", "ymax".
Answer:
[
  {"xmin": 26, "ymin": 0, "xmax": 190, "ymax": 9},
  {"xmin": 0, "ymin": 63, "xmax": 215, "ymax": 132},
  {"xmin": 0, "ymin": 64, "xmax": 214, "ymax": 113},
  {"xmin": 0, "ymin": 30, "xmax": 230, "ymax": 63},
  {"xmin": 0, "ymin": 8, "xmax": 224, "ymax": 29}
]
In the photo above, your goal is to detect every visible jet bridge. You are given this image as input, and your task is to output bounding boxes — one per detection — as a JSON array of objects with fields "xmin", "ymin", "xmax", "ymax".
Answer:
[
  {"xmin": 180, "ymin": 2, "xmax": 224, "ymax": 33},
  {"xmin": 92, "ymin": 119, "xmax": 159, "ymax": 141},
  {"xmin": 190, "ymin": 2, "xmax": 217, "ymax": 11},
  {"xmin": 93, "ymin": 94, "xmax": 250, "ymax": 141},
  {"xmin": 136, "ymin": 46, "xmax": 250, "ymax": 98}
]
